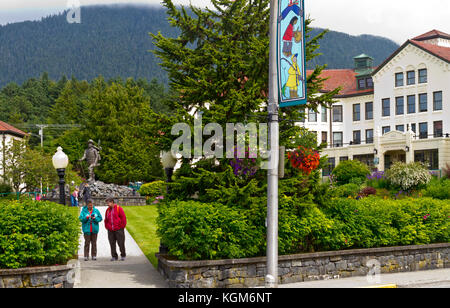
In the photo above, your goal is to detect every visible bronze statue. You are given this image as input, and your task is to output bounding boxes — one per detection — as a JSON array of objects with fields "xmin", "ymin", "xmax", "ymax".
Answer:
[{"xmin": 79, "ymin": 139, "xmax": 101, "ymax": 182}]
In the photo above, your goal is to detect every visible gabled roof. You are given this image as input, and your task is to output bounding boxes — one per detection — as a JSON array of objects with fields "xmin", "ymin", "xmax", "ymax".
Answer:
[
  {"xmin": 306, "ymin": 69, "xmax": 374, "ymax": 98},
  {"xmin": 412, "ymin": 29, "xmax": 450, "ymax": 41},
  {"xmin": 372, "ymin": 30, "xmax": 450, "ymax": 76},
  {"xmin": 0, "ymin": 121, "xmax": 27, "ymax": 138}
]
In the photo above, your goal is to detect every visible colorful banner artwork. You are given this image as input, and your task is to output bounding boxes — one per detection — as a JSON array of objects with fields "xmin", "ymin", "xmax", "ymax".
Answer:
[{"xmin": 277, "ymin": 0, "xmax": 307, "ymax": 107}]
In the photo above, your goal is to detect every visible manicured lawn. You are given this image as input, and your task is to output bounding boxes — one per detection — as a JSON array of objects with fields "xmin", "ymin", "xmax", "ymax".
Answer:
[{"xmin": 123, "ymin": 205, "xmax": 160, "ymax": 268}]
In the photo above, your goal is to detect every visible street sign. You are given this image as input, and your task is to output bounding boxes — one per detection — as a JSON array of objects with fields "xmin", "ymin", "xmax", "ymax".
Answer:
[{"xmin": 277, "ymin": 0, "xmax": 307, "ymax": 108}]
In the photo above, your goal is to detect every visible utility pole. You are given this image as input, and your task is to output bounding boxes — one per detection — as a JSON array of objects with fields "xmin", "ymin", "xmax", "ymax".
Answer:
[
  {"xmin": 266, "ymin": 0, "xmax": 279, "ymax": 289},
  {"xmin": 37, "ymin": 124, "xmax": 48, "ymax": 148}
]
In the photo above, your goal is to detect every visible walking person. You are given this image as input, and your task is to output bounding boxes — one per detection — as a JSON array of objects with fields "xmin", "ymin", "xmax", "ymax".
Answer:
[
  {"xmin": 79, "ymin": 199, "xmax": 103, "ymax": 261},
  {"xmin": 71, "ymin": 188, "xmax": 79, "ymax": 207},
  {"xmin": 104, "ymin": 196, "xmax": 127, "ymax": 261}
]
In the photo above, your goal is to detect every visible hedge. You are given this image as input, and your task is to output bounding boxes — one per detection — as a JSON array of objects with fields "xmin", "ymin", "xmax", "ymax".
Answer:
[
  {"xmin": 0, "ymin": 199, "xmax": 80, "ymax": 269},
  {"xmin": 157, "ymin": 197, "xmax": 450, "ymax": 260}
]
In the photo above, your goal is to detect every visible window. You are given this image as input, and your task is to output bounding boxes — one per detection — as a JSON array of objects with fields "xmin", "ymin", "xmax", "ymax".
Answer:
[
  {"xmin": 433, "ymin": 91, "xmax": 442, "ymax": 111},
  {"xmin": 411, "ymin": 123, "xmax": 416, "ymax": 134},
  {"xmin": 366, "ymin": 129, "xmax": 374, "ymax": 144},
  {"xmin": 396, "ymin": 124, "xmax": 405, "ymax": 132},
  {"xmin": 382, "ymin": 98, "xmax": 390, "ymax": 117},
  {"xmin": 339, "ymin": 156, "xmax": 348, "ymax": 162},
  {"xmin": 419, "ymin": 93, "xmax": 427, "ymax": 112},
  {"xmin": 382, "ymin": 126, "xmax": 390, "ymax": 135},
  {"xmin": 407, "ymin": 95, "xmax": 416, "ymax": 113},
  {"xmin": 407, "ymin": 70, "xmax": 415, "ymax": 85},
  {"xmin": 353, "ymin": 154, "xmax": 375, "ymax": 168},
  {"xmin": 323, "ymin": 157, "xmax": 335, "ymax": 176},
  {"xmin": 365, "ymin": 102, "xmax": 373, "ymax": 120},
  {"xmin": 353, "ymin": 104, "xmax": 360, "ymax": 121},
  {"xmin": 395, "ymin": 72, "xmax": 404, "ymax": 87},
  {"xmin": 333, "ymin": 106, "xmax": 343, "ymax": 122},
  {"xmin": 366, "ymin": 78, "xmax": 373, "ymax": 88},
  {"xmin": 333, "ymin": 132, "xmax": 343, "ymax": 147},
  {"xmin": 395, "ymin": 96, "xmax": 404, "ymax": 115},
  {"xmin": 321, "ymin": 131, "xmax": 327, "ymax": 145},
  {"xmin": 419, "ymin": 122, "xmax": 428, "ymax": 139},
  {"xmin": 308, "ymin": 109, "xmax": 317, "ymax": 122},
  {"xmin": 414, "ymin": 149, "xmax": 438, "ymax": 170},
  {"xmin": 418, "ymin": 69, "xmax": 427, "ymax": 84},
  {"xmin": 321, "ymin": 106, "xmax": 327, "ymax": 122},
  {"xmin": 358, "ymin": 78, "xmax": 366, "ymax": 89},
  {"xmin": 353, "ymin": 130, "xmax": 361, "ymax": 145},
  {"xmin": 434, "ymin": 121, "xmax": 443, "ymax": 138}
]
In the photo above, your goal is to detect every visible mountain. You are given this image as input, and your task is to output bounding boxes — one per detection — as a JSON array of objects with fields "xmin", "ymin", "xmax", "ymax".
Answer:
[
  {"xmin": 307, "ymin": 28, "xmax": 400, "ymax": 69},
  {"xmin": 0, "ymin": 4, "xmax": 399, "ymax": 87}
]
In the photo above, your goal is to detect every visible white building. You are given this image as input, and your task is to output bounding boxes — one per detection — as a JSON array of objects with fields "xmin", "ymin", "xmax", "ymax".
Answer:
[
  {"xmin": 0, "ymin": 121, "xmax": 27, "ymax": 181},
  {"xmin": 300, "ymin": 30, "xmax": 450, "ymax": 174}
]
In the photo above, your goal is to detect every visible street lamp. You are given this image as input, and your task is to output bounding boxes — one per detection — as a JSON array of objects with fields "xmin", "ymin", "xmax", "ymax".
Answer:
[
  {"xmin": 161, "ymin": 151, "xmax": 177, "ymax": 184},
  {"xmin": 52, "ymin": 147, "xmax": 69, "ymax": 205},
  {"xmin": 159, "ymin": 151, "xmax": 178, "ymax": 255}
]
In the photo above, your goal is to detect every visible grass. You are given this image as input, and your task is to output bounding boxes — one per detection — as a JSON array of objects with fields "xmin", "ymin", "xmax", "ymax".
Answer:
[{"xmin": 122, "ymin": 205, "xmax": 160, "ymax": 268}]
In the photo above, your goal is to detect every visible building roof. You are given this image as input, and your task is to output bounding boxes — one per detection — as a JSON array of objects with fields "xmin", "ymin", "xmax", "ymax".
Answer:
[
  {"xmin": 306, "ymin": 69, "xmax": 374, "ymax": 98},
  {"xmin": 373, "ymin": 30, "xmax": 450, "ymax": 76},
  {"xmin": 409, "ymin": 39, "xmax": 450, "ymax": 63},
  {"xmin": 412, "ymin": 29, "xmax": 450, "ymax": 41},
  {"xmin": 0, "ymin": 121, "xmax": 27, "ymax": 138}
]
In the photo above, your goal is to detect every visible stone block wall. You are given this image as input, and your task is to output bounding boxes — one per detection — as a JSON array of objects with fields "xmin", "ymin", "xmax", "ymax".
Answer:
[
  {"xmin": 0, "ymin": 263, "xmax": 76, "ymax": 288},
  {"xmin": 156, "ymin": 243, "xmax": 450, "ymax": 288}
]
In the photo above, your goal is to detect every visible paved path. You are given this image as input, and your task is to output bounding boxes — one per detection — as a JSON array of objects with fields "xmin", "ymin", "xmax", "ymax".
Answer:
[
  {"xmin": 277, "ymin": 268, "xmax": 450, "ymax": 288},
  {"xmin": 74, "ymin": 206, "xmax": 167, "ymax": 288}
]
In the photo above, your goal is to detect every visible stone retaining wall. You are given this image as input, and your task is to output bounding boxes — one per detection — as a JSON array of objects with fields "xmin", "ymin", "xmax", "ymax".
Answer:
[
  {"xmin": 156, "ymin": 243, "xmax": 450, "ymax": 288},
  {"xmin": 0, "ymin": 263, "xmax": 77, "ymax": 288}
]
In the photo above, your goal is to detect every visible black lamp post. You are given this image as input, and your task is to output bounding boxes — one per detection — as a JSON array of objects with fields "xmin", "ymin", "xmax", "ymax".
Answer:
[
  {"xmin": 52, "ymin": 147, "xmax": 69, "ymax": 205},
  {"xmin": 159, "ymin": 151, "xmax": 178, "ymax": 254},
  {"xmin": 161, "ymin": 151, "xmax": 177, "ymax": 187}
]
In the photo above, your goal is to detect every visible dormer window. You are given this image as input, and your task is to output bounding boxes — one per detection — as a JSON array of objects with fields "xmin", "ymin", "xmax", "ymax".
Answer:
[{"xmin": 357, "ymin": 77, "xmax": 373, "ymax": 90}]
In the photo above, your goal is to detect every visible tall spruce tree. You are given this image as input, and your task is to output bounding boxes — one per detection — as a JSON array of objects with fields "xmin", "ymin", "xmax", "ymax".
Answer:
[{"xmin": 151, "ymin": 0, "xmax": 340, "ymax": 151}]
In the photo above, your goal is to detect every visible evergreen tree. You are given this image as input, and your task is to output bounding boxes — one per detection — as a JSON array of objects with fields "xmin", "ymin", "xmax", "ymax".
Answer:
[{"xmin": 151, "ymin": 0, "xmax": 340, "ymax": 152}]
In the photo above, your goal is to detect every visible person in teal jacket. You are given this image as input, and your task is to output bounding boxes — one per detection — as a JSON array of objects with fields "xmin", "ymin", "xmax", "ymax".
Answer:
[{"xmin": 79, "ymin": 199, "xmax": 103, "ymax": 261}]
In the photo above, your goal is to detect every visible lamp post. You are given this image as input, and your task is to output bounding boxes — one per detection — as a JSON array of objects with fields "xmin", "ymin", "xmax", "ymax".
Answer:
[
  {"xmin": 52, "ymin": 147, "xmax": 69, "ymax": 205},
  {"xmin": 161, "ymin": 151, "xmax": 177, "ymax": 185},
  {"xmin": 159, "ymin": 151, "xmax": 177, "ymax": 255}
]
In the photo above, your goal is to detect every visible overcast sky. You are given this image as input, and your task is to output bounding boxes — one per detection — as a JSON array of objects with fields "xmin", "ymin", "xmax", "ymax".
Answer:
[{"xmin": 0, "ymin": 0, "xmax": 449, "ymax": 44}]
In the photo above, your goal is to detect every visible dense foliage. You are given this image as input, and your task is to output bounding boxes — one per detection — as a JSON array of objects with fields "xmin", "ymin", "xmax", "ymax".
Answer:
[
  {"xmin": 331, "ymin": 159, "xmax": 371, "ymax": 185},
  {"xmin": 0, "ymin": 75, "xmax": 169, "ymax": 186},
  {"xmin": 0, "ymin": 5, "xmax": 398, "ymax": 88},
  {"xmin": 0, "ymin": 200, "xmax": 80, "ymax": 269}
]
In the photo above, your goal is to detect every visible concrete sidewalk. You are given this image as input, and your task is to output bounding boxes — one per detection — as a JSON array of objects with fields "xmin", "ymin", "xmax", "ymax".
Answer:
[
  {"xmin": 277, "ymin": 268, "xmax": 450, "ymax": 288},
  {"xmin": 74, "ymin": 206, "xmax": 167, "ymax": 288}
]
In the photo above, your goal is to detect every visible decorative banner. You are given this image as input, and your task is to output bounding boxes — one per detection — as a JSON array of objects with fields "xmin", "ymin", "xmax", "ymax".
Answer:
[{"xmin": 277, "ymin": 0, "xmax": 307, "ymax": 107}]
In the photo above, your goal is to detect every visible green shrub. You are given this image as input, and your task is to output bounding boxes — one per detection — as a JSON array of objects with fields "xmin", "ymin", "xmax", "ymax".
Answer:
[
  {"xmin": 330, "ymin": 183, "xmax": 361, "ymax": 198},
  {"xmin": 0, "ymin": 182, "xmax": 12, "ymax": 195},
  {"xmin": 385, "ymin": 162, "xmax": 431, "ymax": 191},
  {"xmin": 424, "ymin": 178, "xmax": 450, "ymax": 200},
  {"xmin": 332, "ymin": 160, "xmax": 370, "ymax": 185},
  {"xmin": 279, "ymin": 205, "xmax": 347, "ymax": 254},
  {"xmin": 138, "ymin": 180, "xmax": 166, "ymax": 196},
  {"xmin": 0, "ymin": 199, "xmax": 80, "ymax": 269},
  {"xmin": 324, "ymin": 197, "xmax": 450, "ymax": 248},
  {"xmin": 157, "ymin": 200, "xmax": 261, "ymax": 260}
]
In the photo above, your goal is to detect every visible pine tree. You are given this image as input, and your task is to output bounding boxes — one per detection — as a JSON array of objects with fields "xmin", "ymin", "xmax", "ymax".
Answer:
[{"xmin": 151, "ymin": 0, "xmax": 340, "ymax": 150}]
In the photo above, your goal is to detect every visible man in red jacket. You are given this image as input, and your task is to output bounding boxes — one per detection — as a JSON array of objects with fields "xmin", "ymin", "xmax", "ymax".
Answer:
[{"xmin": 105, "ymin": 196, "xmax": 127, "ymax": 261}]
